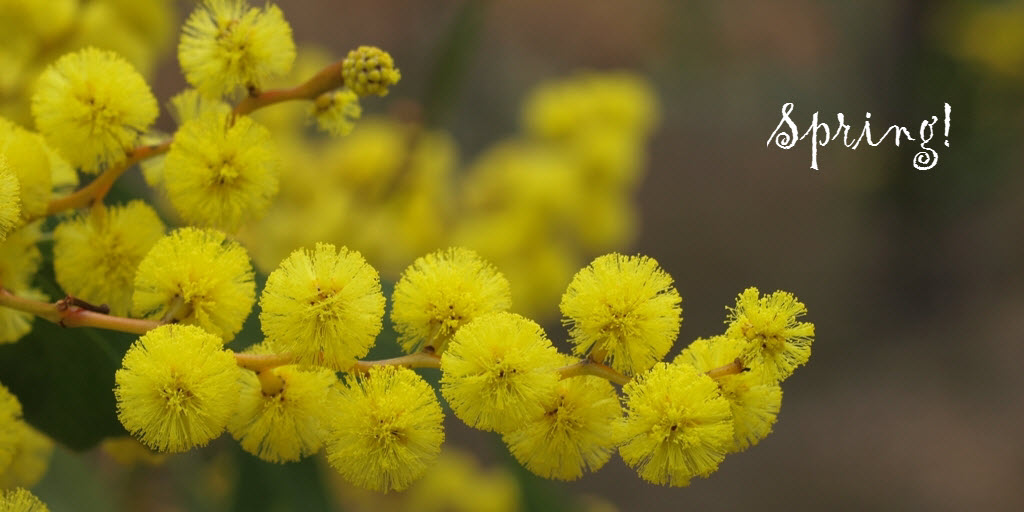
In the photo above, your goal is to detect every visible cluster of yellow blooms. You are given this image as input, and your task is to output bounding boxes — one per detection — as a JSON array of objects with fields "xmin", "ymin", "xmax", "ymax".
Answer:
[
  {"xmin": 0, "ymin": 0, "xmax": 816, "ymax": 506},
  {"xmin": 106, "ymin": 239, "xmax": 813, "ymax": 492}
]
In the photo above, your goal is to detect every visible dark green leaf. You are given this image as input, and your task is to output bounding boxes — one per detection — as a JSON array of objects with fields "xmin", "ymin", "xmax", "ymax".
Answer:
[{"xmin": 0, "ymin": 318, "xmax": 134, "ymax": 451}]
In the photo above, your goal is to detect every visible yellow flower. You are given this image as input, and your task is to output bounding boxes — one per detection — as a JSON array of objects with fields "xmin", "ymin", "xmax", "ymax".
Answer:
[
  {"xmin": 163, "ymin": 110, "xmax": 280, "ymax": 231},
  {"xmin": 391, "ymin": 247, "xmax": 512, "ymax": 353},
  {"xmin": 502, "ymin": 363, "xmax": 622, "ymax": 480},
  {"xmin": 53, "ymin": 201, "xmax": 165, "ymax": 316},
  {"xmin": 725, "ymin": 287, "xmax": 815, "ymax": 383},
  {"xmin": 0, "ymin": 223, "xmax": 43, "ymax": 343},
  {"xmin": 440, "ymin": 312, "xmax": 562, "ymax": 432},
  {"xmin": 0, "ymin": 488, "xmax": 49, "ymax": 512},
  {"xmin": 618, "ymin": 362, "xmax": 734, "ymax": 487},
  {"xmin": 0, "ymin": 382, "xmax": 23, "ymax": 472},
  {"xmin": 0, "ymin": 157, "xmax": 19, "ymax": 241},
  {"xmin": 310, "ymin": 89, "xmax": 361, "ymax": 136},
  {"xmin": 326, "ymin": 366, "xmax": 444, "ymax": 492},
  {"xmin": 560, "ymin": 253, "xmax": 682, "ymax": 376},
  {"xmin": 0, "ymin": 423, "xmax": 54, "ymax": 489},
  {"xmin": 675, "ymin": 336, "xmax": 782, "ymax": 452},
  {"xmin": 178, "ymin": 0, "xmax": 296, "ymax": 98},
  {"xmin": 0, "ymin": 118, "xmax": 51, "ymax": 219},
  {"xmin": 260, "ymin": 243, "xmax": 385, "ymax": 370},
  {"xmin": 342, "ymin": 46, "xmax": 401, "ymax": 97},
  {"xmin": 403, "ymin": 449, "xmax": 521, "ymax": 512},
  {"xmin": 521, "ymin": 72, "xmax": 658, "ymax": 140},
  {"xmin": 114, "ymin": 324, "xmax": 241, "ymax": 452},
  {"xmin": 132, "ymin": 228, "xmax": 255, "ymax": 341},
  {"xmin": 31, "ymin": 47, "xmax": 157, "ymax": 173},
  {"xmin": 230, "ymin": 359, "xmax": 338, "ymax": 463}
]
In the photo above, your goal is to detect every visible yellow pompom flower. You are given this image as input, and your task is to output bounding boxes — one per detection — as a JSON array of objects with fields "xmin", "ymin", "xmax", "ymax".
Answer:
[
  {"xmin": 0, "ymin": 423, "xmax": 54, "ymax": 489},
  {"xmin": 725, "ymin": 287, "xmax": 815, "ymax": 383},
  {"xmin": 440, "ymin": 312, "xmax": 562, "ymax": 432},
  {"xmin": 114, "ymin": 324, "xmax": 241, "ymax": 452},
  {"xmin": 179, "ymin": 0, "xmax": 296, "ymax": 98},
  {"xmin": 0, "ymin": 383, "xmax": 23, "ymax": 472},
  {"xmin": 0, "ymin": 157, "xmax": 19, "ymax": 241},
  {"xmin": 0, "ymin": 488, "xmax": 49, "ymax": 512},
  {"xmin": 560, "ymin": 253, "xmax": 682, "ymax": 376},
  {"xmin": 260, "ymin": 243, "xmax": 385, "ymax": 369},
  {"xmin": 341, "ymin": 46, "xmax": 402, "ymax": 97},
  {"xmin": 163, "ymin": 110, "xmax": 280, "ymax": 231},
  {"xmin": 31, "ymin": 47, "xmax": 157, "ymax": 173},
  {"xmin": 53, "ymin": 201, "xmax": 165, "ymax": 316},
  {"xmin": 404, "ymin": 449, "xmax": 522, "ymax": 512},
  {"xmin": 0, "ymin": 119, "xmax": 51, "ymax": 219},
  {"xmin": 310, "ymin": 89, "xmax": 361, "ymax": 136},
  {"xmin": 618, "ymin": 362, "xmax": 734, "ymax": 487},
  {"xmin": 326, "ymin": 366, "xmax": 444, "ymax": 492},
  {"xmin": 502, "ymin": 364, "xmax": 622, "ymax": 480},
  {"xmin": 0, "ymin": 223, "xmax": 43, "ymax": 343},
  {"xmin": 521, "ymin": 72, "xmax": 658, "ymax": 140},
  {"xmin": 230, "ymin": 359, "xmax": 338, "ymax": 463},
  {"xmin": 132, "ymin": 228, "xmax": 255, "ymax": 341},
  {"xmin": 675, "ymin": 336, "xmax": 782, "ymax": 452},
  {"xmin": 391, "ymin": 247, "xmax": 512, "ymax": 354}
]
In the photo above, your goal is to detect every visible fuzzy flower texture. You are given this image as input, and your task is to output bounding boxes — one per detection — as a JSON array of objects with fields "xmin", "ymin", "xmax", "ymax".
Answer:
[
  {"xmin": 0, "ymin": 157, "xmax": 20, "ymax": 242},
  {"xmin": 163, "ymin": 109, "xmax": 280, "ymax": 231},
  {"xmin": 115, "ymin": 324, "xmax": 240, "ymax": 453},
  {"xmin": 260, "ymin": 243, "xmax": 385, "ymax": 370},
  {"xmin": 31, "ymin": 47, "xmax": 157, "ymax": 173},
  {"xmin": 560, "ymin": 253, "xmax": 682, "ymax": 375},
  {"xmin": 230, "ymin": 353, "xmax": 338, "ymax": 463},
  {"xmin": 53, "ymin": 201, "xmax": 165, "ymax": 316},
  {"xmin": 327, "ymin": 366, "xmax": 444, "ymax": 492},
  {"xmin": 391, "ymin": 247, "xmax": 512, "ymax": 354},
  {"xmin": 132, "ymin": 227, "xmax": 255, "ymax": 340},
  {"xmin": 178, "ymin": 0, "xmax": 296, "ymax": 98}
]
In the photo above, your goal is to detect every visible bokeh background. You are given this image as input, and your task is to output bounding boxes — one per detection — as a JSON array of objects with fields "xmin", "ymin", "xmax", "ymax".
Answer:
[{"xmin": 6, "ymin": 0, "xmax": 1024, "ymax": 510}]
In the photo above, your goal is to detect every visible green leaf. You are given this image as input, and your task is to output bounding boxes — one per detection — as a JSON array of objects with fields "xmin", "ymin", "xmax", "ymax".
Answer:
[
  {"xmin": 229, "ymin": 447, "xmax": 333, "ymax": 512},
  {"xmin": 0, "ymin": 318, "xmax": 134, "ymax": 451}
]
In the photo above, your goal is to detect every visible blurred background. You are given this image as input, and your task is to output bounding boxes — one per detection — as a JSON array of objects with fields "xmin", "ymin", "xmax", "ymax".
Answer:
[{"xmin": 3, "ymin": 0, "xmax": 1024, "ymax": 510}]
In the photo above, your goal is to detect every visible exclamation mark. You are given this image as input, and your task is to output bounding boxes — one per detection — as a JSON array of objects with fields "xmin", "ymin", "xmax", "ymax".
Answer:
[{"xmin": 944, "ymin": 103, "xmax": 951, "ymax": 147}]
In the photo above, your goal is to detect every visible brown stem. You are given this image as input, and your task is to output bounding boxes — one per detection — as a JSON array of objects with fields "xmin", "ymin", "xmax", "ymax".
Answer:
[
  {"xmin": 233, "ymin": 350, "xmax": 442, "ymax": 374},
  {"xmin": 0, "ymin": 289, "xmax": 159, "ymax": 335},
  {"xmin": 233, "ymin": 60, "xmax": 345, "ymax": 116},
  {"xmin": 349, "ymin": 351, "xmax": 441, "ymax": 373},
  {"xmin": 44, "ymin": 142, "xmax": 171, "ymax": 216},
  {"xmin": 558, "ymin": 358, "xmax": 631, "ymax": 386}
]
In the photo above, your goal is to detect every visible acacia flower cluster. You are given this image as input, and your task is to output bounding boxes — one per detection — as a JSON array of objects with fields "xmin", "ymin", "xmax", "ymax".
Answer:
[{"xmin": 0, "ymin": 0, "xmax": 817, "ymax": 505}]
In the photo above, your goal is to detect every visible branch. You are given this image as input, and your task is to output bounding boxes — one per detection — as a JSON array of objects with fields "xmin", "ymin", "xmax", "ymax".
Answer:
[
  {"xmin": 232, "ymin": 350, "xmax": 443, "ymax": 375},
  {"xmin": 348, "ymin": 351, "xmax": 441, "ymax": 373},
  {"xmin": 558, "ymin": 358, "xmax": 631, "ymax": 386},
  {"xmin": 233, "ymin": 60, "xmax": 345, "ymax": 116},
  {"xmin": 557, "ymin": 357, "xmax": 749, "ymax": 387},
  {"xmin": 0, "ymin": 289, "xmax": 159, "ymax": 335},
  {"xmin": 44, "ymin": 142, "xmax": 170, "ymax": 216}
]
